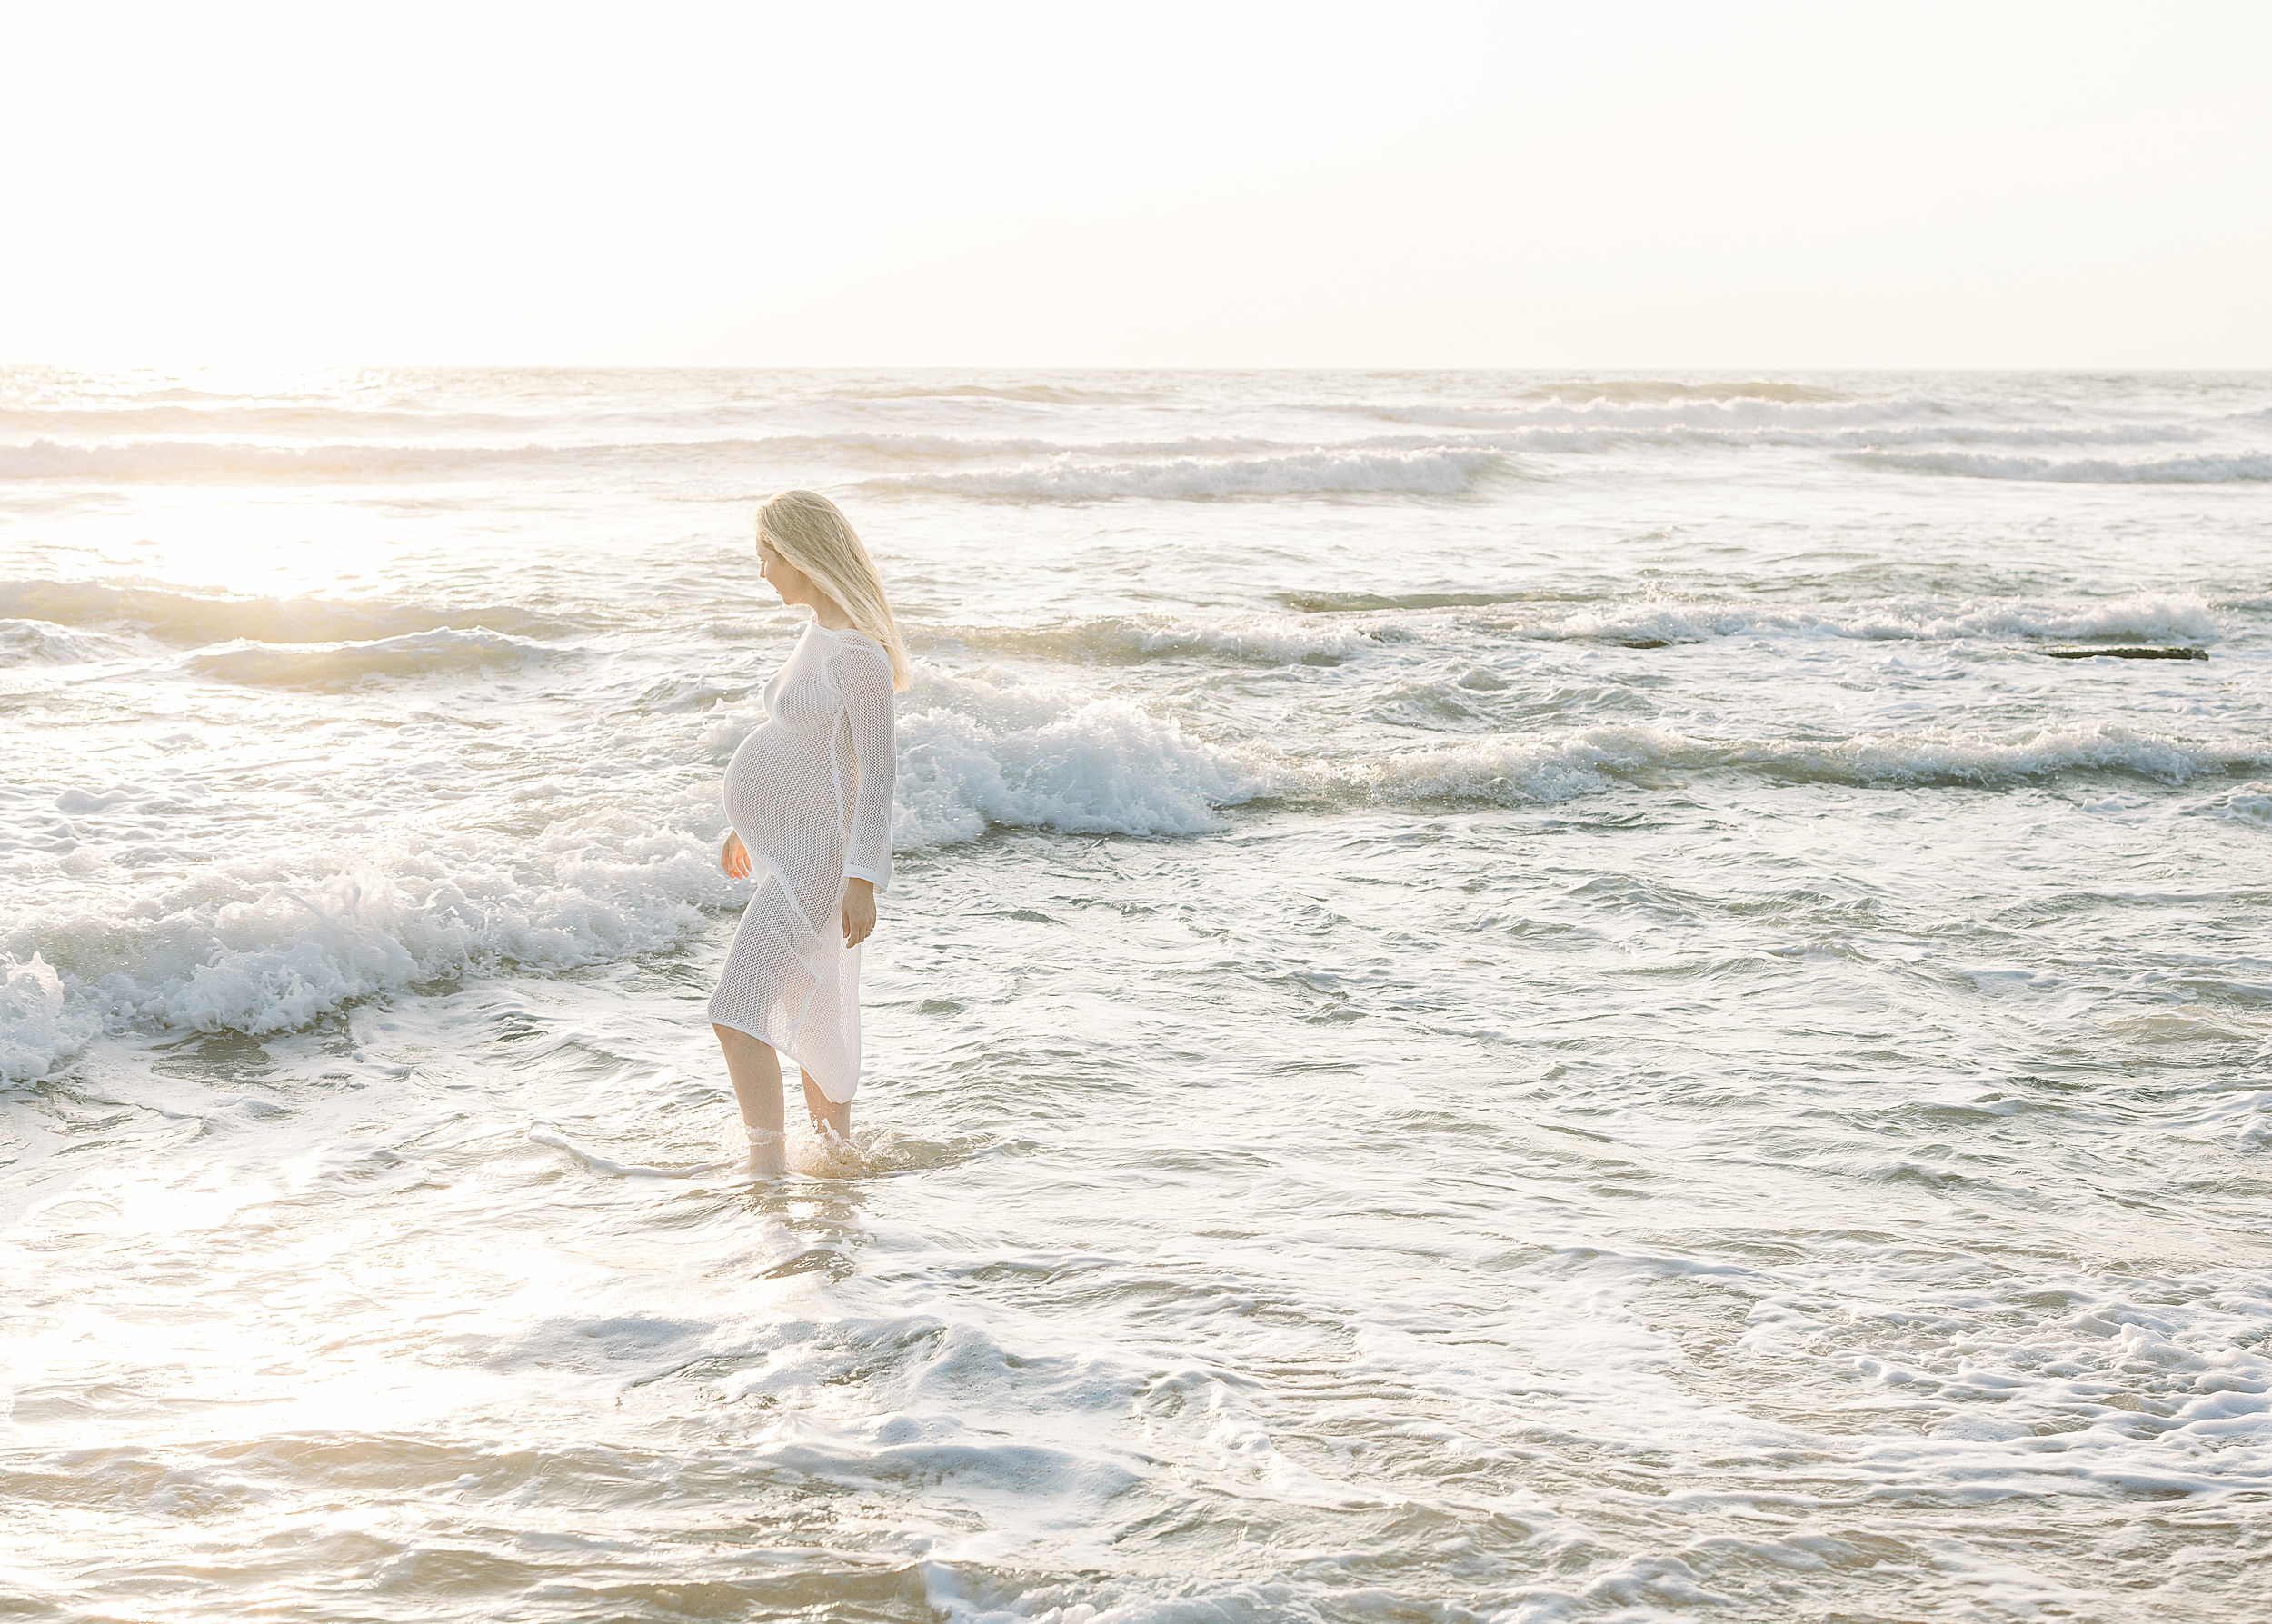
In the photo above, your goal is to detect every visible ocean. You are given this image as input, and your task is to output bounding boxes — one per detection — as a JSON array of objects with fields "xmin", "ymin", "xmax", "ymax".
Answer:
[{"xmin": 3, "ymin": 367, "xmax": 2269, "ymax": 1621}]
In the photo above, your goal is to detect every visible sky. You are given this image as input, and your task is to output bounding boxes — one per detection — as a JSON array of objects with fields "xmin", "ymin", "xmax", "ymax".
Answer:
[{"xmin": 3, "ymin": 0, "xmax": 2267, "ymax": 370}]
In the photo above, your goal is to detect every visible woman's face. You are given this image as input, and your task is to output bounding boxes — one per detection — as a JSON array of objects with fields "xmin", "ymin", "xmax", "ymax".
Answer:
[{"xmin": 757, "ymin": 534, "xmax": 817, "ymax": 609}]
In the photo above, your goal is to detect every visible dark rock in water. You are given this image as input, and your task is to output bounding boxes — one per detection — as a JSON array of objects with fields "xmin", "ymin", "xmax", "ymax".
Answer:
[
  {"xmin": 1619, "ymin": 639, "xmax": 1672, "ymax": 650},
  {"xmin": 2044, "ymin": 646, "xmax": 2207, "ymax": 661}
]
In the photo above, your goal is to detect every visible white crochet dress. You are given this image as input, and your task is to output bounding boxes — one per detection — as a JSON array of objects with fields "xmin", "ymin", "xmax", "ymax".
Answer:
[{"xmin": 708, "ymin": 623, "xmax": 896, "ymax": 1102}]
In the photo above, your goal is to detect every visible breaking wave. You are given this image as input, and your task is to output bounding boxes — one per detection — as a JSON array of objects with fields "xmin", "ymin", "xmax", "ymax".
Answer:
[
  {"xmin": 1850, "ymin": 451, "xmax": 2272, "ymax": 483},
  {"xmin": 1, "ymin": 808, "xmax": 738, "ymax": 1083},
  {"xmin": 1459, "ymin": 592, "xmax": 2223, "ymax": 649},
  {"xmin": 187, "ymin": 629, "xmax": 562, "ymax": 690},
  {"xmin": 697, "ymin": 666, "xmax": 1268, "ymax": 847},
  {"xmin": 1310, "ymin": 722, "xmax": 2272, "ymax": 806},
  {"xmin": 10, "ymin": 673, "xmax": 2267, "ymax": 1083},
  {"xmin": 0, "ymin": 580, "xmax": 581, "ymax": 644},
  {"xmin": 0, "ymin": 438, "xmax": 519, "ymax": 481},
  {"xmin": 862, "ymin": 446, "xmax": 1510, "ymax": 500},
  {"xmin": 4, "ymin": 412, "xmax": 2246, "ymax": 493},
  {"xmin": 0, "ymin": 618, "xmax": 126, "ymax": 666},
  {"xmin": 4, "ymin": 669, "xmax": 1265, "ymax": 1078},
  {"xmin": 915, "ymin": 613, "xmax": 1398, "ymax": 666}
]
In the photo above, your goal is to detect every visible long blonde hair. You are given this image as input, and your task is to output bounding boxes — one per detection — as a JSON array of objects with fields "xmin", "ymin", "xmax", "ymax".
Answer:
[{"xmin": 758, "ymin": 490, "xmax": 912, "ymax": 692}]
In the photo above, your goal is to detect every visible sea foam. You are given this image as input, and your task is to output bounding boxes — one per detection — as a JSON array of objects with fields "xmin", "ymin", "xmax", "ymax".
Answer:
[
  {"xmin": 1849, "ymin": 451, "xmax": 2272, "ymax": 483},
  {"xmin": 1462, "ymin": 592, "xmax": 2222, "ymax": 649},
  {"xmin": 702, "ymin": 665, "xmax": 1271, "ymax": 847},
  {"xmin": 1315, "ymin": 722, "xmax": 2272, "ymax": 805},
  {"xmin": 896, "ymin": 695, "xmax": 1253, "ymax": 845},
  {"xmin": 15, "ymin": 696, "xmax": 2265, "ymax": 1082},
  {"xmin": 186, "ymin": 629, "xmax": 561, "ymax": 690},
  {"xmin": 920, "ymin": 612, "xmax": 1395, "ymax": 666},
  {"xmin": 6, "ymin": 809, "xmax": 736, "ymax": 1081},
  {"xmin": 0, "ymin": 954, "xmax": 100, "ymax": 1083},
  {"xmin": 5, "ymin": 667, "xmax": 1273, "ymax": 1077},
  {"xmin": 864, "ymin": 446, "xmax": 1508, "ymax": 500},
  {"xmin": 0, "ymin": 618, "xmax": 124, "ymax": 666},
  {"xmin": 0, "ymin": 579, "xmax": 578, "ymax": 644}
]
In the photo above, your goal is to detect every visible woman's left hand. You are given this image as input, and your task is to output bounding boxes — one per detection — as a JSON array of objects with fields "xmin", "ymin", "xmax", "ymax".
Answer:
[{"xmin": 840, "ymin": 878, "xmax": 877, "ymax": 949}]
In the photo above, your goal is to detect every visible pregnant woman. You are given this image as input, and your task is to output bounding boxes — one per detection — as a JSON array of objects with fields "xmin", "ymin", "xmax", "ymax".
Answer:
[{"xmin": 711, "ymin": 490, "xmax": 910, "ymax": 1172}]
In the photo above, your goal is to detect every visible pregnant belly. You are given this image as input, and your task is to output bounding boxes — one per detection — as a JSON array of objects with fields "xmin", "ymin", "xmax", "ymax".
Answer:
[{"xmin": 724, "ymin": 724, "xmax": 831, "ymax": 859}]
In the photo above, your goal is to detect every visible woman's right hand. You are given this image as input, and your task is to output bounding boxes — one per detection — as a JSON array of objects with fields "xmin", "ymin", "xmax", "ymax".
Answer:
[{"xmin": 721, "ymin": 831, "xmax": 751, "ymax": 879}]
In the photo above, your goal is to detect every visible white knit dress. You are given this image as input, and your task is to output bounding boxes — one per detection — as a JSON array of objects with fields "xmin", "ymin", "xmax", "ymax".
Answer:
[{"xmin": 708, "ymin": 623, "xmax": 896, "ymax": 1103}]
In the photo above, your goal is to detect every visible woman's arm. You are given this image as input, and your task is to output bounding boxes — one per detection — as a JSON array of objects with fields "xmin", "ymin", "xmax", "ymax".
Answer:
[{"xmin": 837, "ymin": 645, "xmax": 897, "ymax": 896}]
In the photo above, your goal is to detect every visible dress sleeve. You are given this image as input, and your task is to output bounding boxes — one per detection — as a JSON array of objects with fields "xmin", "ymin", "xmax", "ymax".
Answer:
[{"xmin": 834, "ymin": 642, "xmax": 897, "ymax": 892}]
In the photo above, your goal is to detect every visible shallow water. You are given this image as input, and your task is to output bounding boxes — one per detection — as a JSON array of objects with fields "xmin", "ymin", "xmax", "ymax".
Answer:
[{"xmin": 4, "ymin": 367, "xmax": 2271, "ymax": 1621}]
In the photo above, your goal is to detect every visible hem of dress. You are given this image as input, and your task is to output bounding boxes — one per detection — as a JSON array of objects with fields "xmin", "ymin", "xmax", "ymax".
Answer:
[{"xmin": 707, "ymin": 1015, "xmax": 861, "ymax": 1105}]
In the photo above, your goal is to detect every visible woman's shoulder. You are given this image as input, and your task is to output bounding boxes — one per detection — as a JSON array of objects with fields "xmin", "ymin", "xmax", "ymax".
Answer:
[
  {"xmin": 817, "ymin": 625, "xmax": 893, "ymax": 680},
  {"xmin": 820, "ymin": 624, "xmax": 888, "ymax": 657}
]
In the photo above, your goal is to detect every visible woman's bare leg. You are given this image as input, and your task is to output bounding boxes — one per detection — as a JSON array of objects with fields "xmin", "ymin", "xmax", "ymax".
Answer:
[
  {"xmin": 801, "ymin": 1072, "xmax": 850, "ymax": 1140},
  {"xmin": 713, "ymin": 1023, "xmax": 785, "ymax": 1173}
]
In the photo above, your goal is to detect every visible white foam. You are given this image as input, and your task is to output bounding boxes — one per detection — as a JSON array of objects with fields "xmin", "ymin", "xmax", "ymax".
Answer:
[
  {"xmin": 1850, "ymin": 450, "xmax": 2272, "ymax": 483},
  {"xmin": 865, "ymin": 446, "xmax": 1507, "ymax": 500},
  {"xmin": 15, "ymin": 689, "xmax": 2267, "ymax": 1084},
  {"xmin": 0, "ymin": 953, "xmax": 102, "ymax": 1082},
  {"xmin": 0, "ymin": 578, "xmax": 573, "ymax": 645},
  {"xmin": 5, "ymin": 409, "xmax": 2245, "ymax": 501},
  {"xmin": 1327, "ymin": 726, "xmax": 1669, "ymax": 804},
  {"xmin": 8, "ymin": 806, "xmax": 734, "ymax": 1080},
  {"xmin": 924, "ymin": 612, "xmax": 1394, "ymax": 666},
  {"xmin": 0, "ymin": 619, "xmax": 122, "ymax": 666},
  {"xmin": 892, "ymin": 668, "xmax": 1263, "ymax": 844},
  {"xmin": 1469, "ymin": 591, "xmax": 2221, "ymax": 648},
  {"xmin": 2, "ymin": 665, "xmax": 1279, "ymax": 1077},
  {"xmin": 2187, "ymin": 782, "xmax": 2272, "ymax": 825},
  {"xmin": 0, "ymin": 437, "xmax": 508, "ymax": 481},
  {"xmin": 1366, "ymin": 391, "xmax": 1948, "ymax": 431},
  {"xmin": 186, "ymin": 628, "xmax": 558, "ymax": 689},
  {"xmin": 1300, "ymin": 721, "xmax": 2272, "ymax": 807}
]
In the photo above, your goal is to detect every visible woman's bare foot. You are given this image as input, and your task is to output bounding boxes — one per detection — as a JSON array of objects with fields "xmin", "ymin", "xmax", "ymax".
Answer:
[
  {"xmin": 744, "ymin": 1124, "xmax": 786, "ymax": 1177},
  {"xmin": 801, "ymin": 1072, "xmax": 850, "ymax": 1140}
]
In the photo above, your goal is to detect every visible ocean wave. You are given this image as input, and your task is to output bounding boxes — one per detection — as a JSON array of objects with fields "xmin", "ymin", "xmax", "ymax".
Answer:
[
  {"xmin": 0, "ymin": 404, "xmax": 569, "ymax": 442},
  {"xmin": 701, "ymin": 666, "xmax": 1272, "ymax": 846},
  {"xmin": 896, "ymin": 689, "xmax": 1258, "ymax": 844},
  {"xmin": 2, "ymin": 419, "xmax": 2234, "ymax": 489},
  {"xmin": 0, "ymin": 953, "xmax": 103, "ymax": 1083},
  {"xmin": 0, "ymin": 618, "xmax": 125, "ymax": 666},
  {"xmin": 864, "ymin": 446, "xmax": 1509, "ymax": 500},
  {"xmin": 1304, "ymin": 722, "xmax": 2272, "ymax": 807},
  {"xmin": 4, "ymin": 807, "xmax": 736, "ymax": 1081},
  {"xmin": 842, "ymin": 419, "xmax": 2213, "ymax": 468},
  {"xmin": 0, "ymin": 429, "xmax": 1359, "ymax": 482},
  {"xmin": 886, "ymin": 679, "xmax": 2269, "ymax": 834},
  {"xmin": 804, "ymin": 380, "xmax": 1163, "ymax": 405},
  {"xmin": 917, "ymin": 613, "xmax": 1397, "ymax": 666},
  {"xmin": 1849, "ymin": 451, "xmax": 2272, "ymax": 483},
  {"xmin": 1520, "ymin": 378, "xmax": 1850, "ymax": 404},
  {"xmin": 0, "ymin": 579, "xmax": 580, "ymax": 644},
  {"xmin": 0, "ymin": 437, "xmax": 521, "ymax": 481},
  {"xmin": 186, "ymin": 629, "xmax": 561, "ymax": 690},
  {"xmin": 1388, "ymin": 417, "xmax": 2204, "ymax": 454},
  {"xmin": 1280, "ymin": 589, "xmax": 1544, "ymax": 613},
  {"xmin": 2187, "ymin": 783, "xmax": 2272, "ymax": 825},
  {"xmin": 1458, "ymin": 592, "xmax": 2220, "ymax": 649},
  {"xmin": 4, "ymin": 670, "xmax": 1266, "ymax": 1077},
  {"xmin": 10, "ymin": 691, "xmax": 2263, "ymax": 1082},
  {"xmin": 1366, "ymin": 394, "xmax": 1951, "ymax": 432}
]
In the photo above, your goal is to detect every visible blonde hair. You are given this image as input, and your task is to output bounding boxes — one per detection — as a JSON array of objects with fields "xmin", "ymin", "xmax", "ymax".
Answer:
[{"xmin": 757, "ymin": 490, "xmax": 912, "ymax": 692}]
